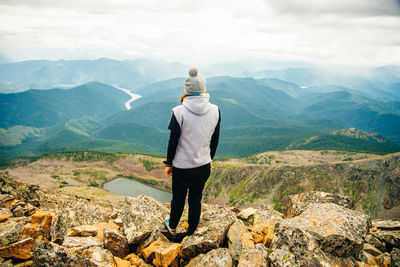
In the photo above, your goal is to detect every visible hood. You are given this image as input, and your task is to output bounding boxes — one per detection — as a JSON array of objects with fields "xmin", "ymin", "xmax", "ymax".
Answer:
[{"xmin": 182, "ymin": 96, "xmax": 211, "ymax": 115}]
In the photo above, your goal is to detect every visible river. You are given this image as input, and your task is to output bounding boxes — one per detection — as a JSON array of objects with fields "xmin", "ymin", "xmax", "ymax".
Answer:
[
  {"xmin": 114, "ymin": 85, "xmax": 142, "ymax": 110},
  {"xmin": 103, "ymin": 178, "xmax": 172, "ymax": 202}
]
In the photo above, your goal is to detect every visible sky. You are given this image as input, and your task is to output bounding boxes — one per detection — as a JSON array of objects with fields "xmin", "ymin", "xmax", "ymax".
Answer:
[{"xmin": 0, "ymin": 0, "xmax": 400, "ymax": 67}]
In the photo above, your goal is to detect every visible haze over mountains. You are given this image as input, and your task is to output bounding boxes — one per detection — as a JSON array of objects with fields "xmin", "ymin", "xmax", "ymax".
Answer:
[{"xmin": 0, "ymin": 58, "xmax": 400, "ymax": 160}]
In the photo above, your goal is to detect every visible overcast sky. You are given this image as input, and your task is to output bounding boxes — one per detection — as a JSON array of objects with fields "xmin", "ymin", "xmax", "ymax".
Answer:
[{"xmin": 0, "ymin": 0, "xmax": 399, "ymax": 67}]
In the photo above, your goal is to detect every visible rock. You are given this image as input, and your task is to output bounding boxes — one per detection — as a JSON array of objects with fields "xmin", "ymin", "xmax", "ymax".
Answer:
[
  {"xmin": 137, "ymin": 230, "xmax": 169, "ymax": 255},
  {"xmin": 365, "ymin": 234, "xmax": 387, "ymax": 252},
  {"xmin": 391, "ymin": 247, "xmax": 400, "ymax": 266},
  {"xmin": 0, "ymin": 214, "xmax": 9, "ymax": 223},
  {"xmin": 22, "ymin": 210, "xmax": 56, "ymax": 241},
  {"xmin": 284, "ymin": 191, "xmax": 354, "ymax": 218},
  {"xmin": 361, "ymin": 251, "xmax": 379, "ymax": 266},
  {"xmin": 82, "ymin": 246, "xmax": 116, "ymax": 267},
  {"xmin": 32, "ymin": 239, "xmax": 91, "ymax": 266},
  {"xmin": 0, "ymin": 259, "xmax": 13, "ymax": 267},
  {"xmin": 269, "ymin": 203, "xmax": 371, "ymax": 266},
  {"xmin": 93, "ymin": 220, "xmax": 120, "ymax": 240},
  {"xmin": 50, "ymin": 199, "xmax": 111, "ymax": 243},
  {"xmin": 104, "ymin": 228, "xmax": 129, "ymax": 258},
  {"xmin": 21, "ymin": 203, "xmax": 37, "ymax": 216},
  {"xmin": 66, "ymin": 225, "xmax": 99, "ymax": 237},
  {"xmin": 142, "ymin": 240, "xmax": 182, "ymax": 267},
  {"xmin": 237, "ymin": 208, "xmax": 257, "ymax": 221},
  {"xmin": 114, "ymin": 217, "xmax": 123, "ymax": 226},
  {"xmin": 363, "ymin": 243, "xmax": 383, "ymax": 257},
  {"xmin": 185, "ymin": 248, "xmax": 233, "ymax": 267},
  {"xmin": 227, "ymin": 220, "xmax": 254, "ymax": 261},
  {"xmin": 0, "ymin": 195, "xmax": 16, "ymax": 208},
  {"xmin": 372, "ymin": 220, "xmax": 400, "ymax": 231},
  {"xmin": 0, "ymin": 221, "xmax": 24, "ymax": 247},
  {"xmin": 0, "ymin": 238, "xmax": 34, "ymax": 260},
  {"xmin": 124, "ymin": 253, "xmax": 152, "ymax": 266},
  {"xmin": 11, "ymin": 205, "xmax": 25, "ymax": 217},
  {"xmin": 237, "ymin": 244, "xmax": 268, "ymax": 267},
  {"xmin": 372, "ymin": 230, "xmax": 400, "ymax": 249},
  {"xmin": 376, "ymin": 252, "xmax": 391, "ymax": 266},
  {"xmin": 62, "ymin": 236, "xmax": 103, "ymax": 251},
  {"xmin": 114, "ymin": 256, "xmax": 131, "ymax": 267},
  {"xmin": 121, "ymin": 195, "xmax": 169, "ymax": 245},
  {"xmin": 14, "ymin": 260, "xmax": 34, "ymax": 266},
  {"xmin": 179, "ymin": 205, "xmax": 236, "ymax": 259},
  {"xmin": 0, "ymin": 209, "xmax": 12, "ymax": 217}
]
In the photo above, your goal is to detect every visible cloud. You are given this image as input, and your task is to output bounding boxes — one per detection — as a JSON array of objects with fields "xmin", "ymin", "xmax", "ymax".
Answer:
[{"xmin": 0, "ymin": 0, "xmax": 399, "ymax": 67}]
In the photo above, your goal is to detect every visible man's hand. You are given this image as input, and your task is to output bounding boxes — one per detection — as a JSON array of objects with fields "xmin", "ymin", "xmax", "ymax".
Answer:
[{"xmin": 165, "ymin": 166, "xmax": 173, "ymax": 176}]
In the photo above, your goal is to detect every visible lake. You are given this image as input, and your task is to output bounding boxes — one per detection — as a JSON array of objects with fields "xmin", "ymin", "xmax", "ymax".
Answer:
[{"xmin": 103, "ymin": 177, "xmax": 172, "ymax": 203}]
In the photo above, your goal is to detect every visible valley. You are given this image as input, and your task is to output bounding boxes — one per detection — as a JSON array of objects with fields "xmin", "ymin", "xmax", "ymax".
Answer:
[{"xmin": 3, "ymin": 150, "xmax": 399, "ymax": 220}]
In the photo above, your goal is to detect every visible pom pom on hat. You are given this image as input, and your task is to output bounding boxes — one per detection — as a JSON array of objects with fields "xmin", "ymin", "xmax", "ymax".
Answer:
[{"xmin": 188, "ymin": 68, "xmax": 198, "ymax": 77}]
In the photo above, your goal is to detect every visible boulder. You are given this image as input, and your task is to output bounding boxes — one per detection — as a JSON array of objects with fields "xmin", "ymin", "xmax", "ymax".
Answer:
[
  {"xmin": 227, "ymin": 220, "xmax": 254, "ymax": 261},
  {"xmin": 0, "ymin": 238, "xmax": 34, "ymax": 260},
  {"xmin": 269, "ymin": 203, "xmax": 371, "ymax": 266},
  {"xmin": 237, "ymin": 244, "xmax": 268, "ymax": 267},
  {"xmin": 179, "ymin": 205, "xmax": 236, "ymax": 259},
  {"xmin": 142, "ymin": 240, "xmax": 182, "ymax": 267},
  {"xmin": 0, "ymin": 221, "xmax": 24, "ymax": 247},
  {"xmin": 137, "ymin": 230, "xmax": 169, "ymax": 255},
  {"xmin": 93, "ymin": 220, "xmax": 120, "ymax": 240},
  {"xmin": 124, "ymin": 253, "xmax": 152, "ymax": 266},
  {"xmin": 114, "ymin": 256, "xmax": 131, "ymax": 267},
  {"xmin": 121, "ymin": 195, "xmax": 169, "ymax": 245},
  {"xmin": 391, "ymin": 247, "xmax": 400, "ymax": 266},
  {"xmin": 372, "ymin": 220, "xmax": 400, "ymax": 231},
  {"xmin": 104, "ymin": 228, "xmax": 129, "ymax": 258},
  {"xmin": 62, "ymin": 236, "xmax": 103, "ymax": 251},
  {"xmin": 81, "ymin": 246, "xmax": 116, "ymax": 267},
  {"xmin": 66, "ymin": 225, "xmax": 99, "ymax": 237},
  {"xmin": 283, "ymin": 191, "xmax": 353, "ymax": 218},
  {"xmin": 371, "ymin": 230, "xmax": 400, "ymax": 249},
  {"xmin": 22, "ymin": 210, "xmax": 56, "ymax": 240},
  {"xmin": 185, "ymin": 248, "xmax": 233, "ymax": 267},
  {"xmin": 50, "ymin": 199, "xmax": 111, "ymax": 243},
  {"xmin": 32, "ymin": 239, "xmax": 91, "ymax": 266}
]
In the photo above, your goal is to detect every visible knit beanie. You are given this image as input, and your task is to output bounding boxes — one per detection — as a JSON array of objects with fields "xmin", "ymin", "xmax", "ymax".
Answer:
[{"xmin": 184, "ymin": 68, "xmax": 207, "ymax": 95}]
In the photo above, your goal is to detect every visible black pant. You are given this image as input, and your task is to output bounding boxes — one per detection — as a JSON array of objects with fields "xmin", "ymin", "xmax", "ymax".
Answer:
[{"xmin": 169, "ymin": 163, "xmax": 210, "ymax": 235}]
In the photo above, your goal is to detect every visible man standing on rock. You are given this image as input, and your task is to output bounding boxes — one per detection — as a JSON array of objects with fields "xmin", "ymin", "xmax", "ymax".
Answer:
[{"xmin": 163, "ymin": 68, "xmax": 221, "ymax": 236}]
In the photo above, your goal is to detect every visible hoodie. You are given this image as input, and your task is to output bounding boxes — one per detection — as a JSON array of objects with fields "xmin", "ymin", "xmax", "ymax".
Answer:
[{"xmin": 166, "ymin": 95, "xmax": 220, "ymax": 169}]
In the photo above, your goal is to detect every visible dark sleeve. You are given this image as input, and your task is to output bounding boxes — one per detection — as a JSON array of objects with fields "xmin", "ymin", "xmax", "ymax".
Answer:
[
  {"xmin": 210, "ymin": 109, "xmax": 221, "ymax": 160},
  {"xmin": 164, "ymin": 113, "xmax": 181, "ymax": 166}
]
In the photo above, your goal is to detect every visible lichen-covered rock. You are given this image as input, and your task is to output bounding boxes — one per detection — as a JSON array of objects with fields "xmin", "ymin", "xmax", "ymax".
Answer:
[
  {"xmin": 22, "ymin": 210, "xmax": 56, "ymax": 240},
  {"xmin": 284, "ymin": 191, "xmax": 354, "ymax": 218},
  {"xmin": 237, "ymin": 244, "xmax": 268, "ymax": 267},
  {"xmin": 104, "ymin": 228, "xmax": 129, "ymax": 258},
  {"xmin": 360, "ymin": 251, "xmax": 379, "ymax": 265},
  {"xmin": 179, "ymin": 205, "xmax": 236, "ymax": 259},
  {"xmin": 0, "ymin": 221, "xmax": 24, "ymax": 247},
  {"xmin": 376, "ymin": 252, "xmax": 391, "ymax": 266},
  {"xmin": 66, "ymin": 225, "xmax": 98, "ymax": 237},
  {"xmin": 137, "ymin": 230, "xmax": 169, "ymax": 255},
  {"xmin": 391, "ymin": 247, "xmax": 400, "ymax": 266},
  {"xmin": 372, "ymin": 220, "xmax": 400, "ymax": 231},
  {"xmin": 142, "ymin": 240, "xmax": 182, "ymax": 267},
  {"xmin": 62, "ymin": 236, "xmax": 103, "ymax": 250},
  {"xmin": 363, "ymin": 243, "xmax": 383, "ymax": 257},
  {"xmin": 0, "ymin": 238, "xmax": 34, "ymax": 260},
  {"xmin": 185, "ymin": 248, "xmax": 232, "ymax": 267},
  {"xmin": 227, "ymin": 220, "xmax": 254, "ymax": 261},
  {"xmin": 121, "ymin": 195, "xmax": 169, "ymax": 245},
  {"xmin": 82, "ymin": 246, "xmax": 116, "ymax": 267},
  {"xmin": 371, "ymin": 230, "xmax": 400, "ymax": 249},
  {"xmin": 237, "ymin": 208, "xmax": 257, "ymax": 221},
  {"xmin": 269, "ymin": 203, "xmax": 371, "ymax": 266},
  {"xmin": 0, "ymin": 209, "xmax": 12, "ymax": 217},
  {"xmin": 50, "ymin": 199, "xmax": 111, "ymax": 243},
  {"xmin": 33, "ymin": 239, "xmax": 91, "ymax": 266},
  {"xmin": 0, "ymin": 195, "xmax": 16, "ymax": 208},
  {"xmin": 124, "ymin": 253, "xmax": 152, "ymax": 266},
  {"xmin": 114, "ymin": 256, "xmax": 131, "ymax": 267},
  {"xmin": 93, "ymin": 220, "xmax": 120, "ymax": 240}
]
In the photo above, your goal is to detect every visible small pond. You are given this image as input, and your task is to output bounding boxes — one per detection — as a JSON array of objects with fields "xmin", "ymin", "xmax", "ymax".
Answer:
[{"xmin": 103, "ymin": 177, "xmax": 172, "ymax": 203}]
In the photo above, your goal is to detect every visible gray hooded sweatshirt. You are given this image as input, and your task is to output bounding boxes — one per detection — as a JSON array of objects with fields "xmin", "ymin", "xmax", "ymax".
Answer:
[{"xmin": 172, "ymin": 95, "xmax": 220, "ymax": 169}]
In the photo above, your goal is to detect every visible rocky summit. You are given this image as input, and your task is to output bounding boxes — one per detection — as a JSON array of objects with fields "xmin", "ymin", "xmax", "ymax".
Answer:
[{"xmin": 0, "ymin": 172, "xmax": 400, "ymax": 266}]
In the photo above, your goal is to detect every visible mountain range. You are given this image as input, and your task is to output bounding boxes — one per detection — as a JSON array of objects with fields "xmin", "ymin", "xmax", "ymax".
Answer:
[{"xmin": 0, "ymin": 58, "xmax": 400, "ymax": 160}]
